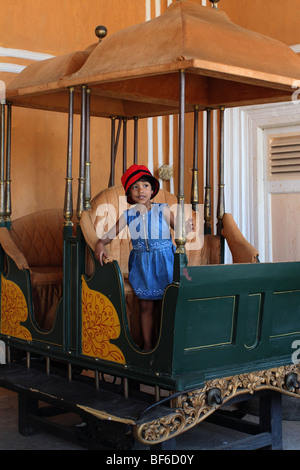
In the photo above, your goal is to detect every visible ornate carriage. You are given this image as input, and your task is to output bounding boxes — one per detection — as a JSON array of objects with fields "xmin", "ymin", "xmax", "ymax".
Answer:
[{"xmin": 0, "ymin": 0, "xmax": 300, "ymax": 449}]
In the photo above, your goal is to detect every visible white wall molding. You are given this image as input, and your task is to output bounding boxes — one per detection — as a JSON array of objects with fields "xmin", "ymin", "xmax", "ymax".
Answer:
[
  {"xmin": 290, "ymin": 44, "xmax": 300, "ymax": 53},
  {"xmin": 0, "ymin": 63, "xmax": 26, "ymax": 73},
  {"xmin": 0, "ymin": 46, "xmax": 54, "ymax": 74},
  {"xmin": 0, "ymin": 46, "xmax": 54, "ymax": 61}
]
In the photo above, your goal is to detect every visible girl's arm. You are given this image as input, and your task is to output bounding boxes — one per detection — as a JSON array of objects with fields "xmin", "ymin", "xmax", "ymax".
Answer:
[
  {"xmin": 163, "ymin": 205, "xmax": 194, "ymax": 234},
  {"xmin": 94, "ymin": 213, "xmax": 127, "ymax": 265},
  {"xmin": 163, "ymin": 204, "xmax": 175, "ymax": 230}
]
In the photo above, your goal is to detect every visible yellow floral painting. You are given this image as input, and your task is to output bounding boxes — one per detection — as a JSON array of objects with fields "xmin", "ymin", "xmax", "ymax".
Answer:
[
  {"xmin": 1, "ymin": 275, "xmax": 32, "ymax": 340},
  {"xmin": 81, "ymin": 277, "xmax": 125, "ymax": 364}
]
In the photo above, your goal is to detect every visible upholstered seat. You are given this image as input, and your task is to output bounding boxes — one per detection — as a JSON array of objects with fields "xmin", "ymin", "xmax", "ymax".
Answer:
[
  {"xmin": 221, "ymin": 213, "xmax": 259, "ymax": 263},
  {"xmin": 0, "ymin": 209, "xmax": 65, "ymax": 331}
]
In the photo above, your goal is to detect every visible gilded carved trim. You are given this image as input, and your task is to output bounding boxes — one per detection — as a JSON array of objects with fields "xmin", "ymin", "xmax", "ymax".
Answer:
[
  {"xmin": 135, "ymin": 364, "xmax": 300, "ymax": 445},
  {"xmin": 81, "ymin": 276, "xmax": 125, "ymax": 364},
  {"xmin": 0, "ymin": 275, "xmax": 32, "ymax": 340}
]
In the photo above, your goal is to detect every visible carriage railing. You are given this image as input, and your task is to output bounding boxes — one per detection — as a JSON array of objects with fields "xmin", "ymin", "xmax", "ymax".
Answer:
[{"xmin": 60, "ymin": 72, "xmax": 227, "ymax": 266}]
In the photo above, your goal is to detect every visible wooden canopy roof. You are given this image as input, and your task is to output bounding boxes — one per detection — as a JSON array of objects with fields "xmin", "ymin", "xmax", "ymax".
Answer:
[{"xmin": 6, "ymin": 1, "xmax": 300, "ymax": 118}]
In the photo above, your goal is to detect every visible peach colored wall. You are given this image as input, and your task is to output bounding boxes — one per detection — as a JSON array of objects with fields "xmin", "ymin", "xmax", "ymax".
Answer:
[
  {"xmin": 1, "ymin": 0, "xmax": 300, "ymax": 219},
  {"xmin": 0, "ymin": 0, "xmax": 146, "ymax": 55},
  {"xmin": 0, "ymin": 0, "xmax": 148, "ymax": 218},
  {"xmin": 219, "ymin": 0, "xmax": 300, "ymax": 46}
]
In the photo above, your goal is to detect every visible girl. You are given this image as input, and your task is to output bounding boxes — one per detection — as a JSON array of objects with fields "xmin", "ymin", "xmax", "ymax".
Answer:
[{"xmin": 95, "ymin": 164, "xmax": 192, "ymax": 351}]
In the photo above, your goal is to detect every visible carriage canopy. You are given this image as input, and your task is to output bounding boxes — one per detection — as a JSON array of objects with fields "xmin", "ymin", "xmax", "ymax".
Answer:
[{"xmin": 6, "ymin": 1, "xmax": 300, "ymax": 116}]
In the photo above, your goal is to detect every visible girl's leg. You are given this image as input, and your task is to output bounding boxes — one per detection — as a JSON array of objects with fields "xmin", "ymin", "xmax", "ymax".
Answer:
[{"xmin": 140, "ymin": 299, "xmax": 154, "ymax": 350}]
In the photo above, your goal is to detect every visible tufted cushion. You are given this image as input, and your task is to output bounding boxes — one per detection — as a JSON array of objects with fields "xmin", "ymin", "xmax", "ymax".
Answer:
[
  {"xmin": 9, "ymin": 209, "xmax": 64, "ymax": 268},
  {"xmin": 1, "ymin": 209, "xmax": 66, "ymax": 331}
]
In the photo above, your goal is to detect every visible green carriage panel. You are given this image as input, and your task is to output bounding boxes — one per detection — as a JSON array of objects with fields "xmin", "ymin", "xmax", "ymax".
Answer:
[{"xmin": 171, "ymin": 261, "xmax": 300, "ymax": 390}]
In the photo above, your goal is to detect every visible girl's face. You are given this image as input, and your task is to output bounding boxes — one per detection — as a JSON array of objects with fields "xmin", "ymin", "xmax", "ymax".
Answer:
[{"xmin": 128, "ymin": 179, "xmax": 153, "ymax": 208}]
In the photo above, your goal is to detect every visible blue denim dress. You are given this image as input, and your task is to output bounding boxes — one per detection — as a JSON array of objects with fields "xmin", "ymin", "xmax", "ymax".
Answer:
[{"xmin": 124, "ymin": 203, "xmax": 175, "ymax": 300}]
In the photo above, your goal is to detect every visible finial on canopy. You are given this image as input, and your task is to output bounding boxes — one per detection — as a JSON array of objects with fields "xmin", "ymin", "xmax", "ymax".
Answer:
[
  {"xmin": 209, "ymin": 0, "xmax": 220, "ymax": 8},
  {"xmin": 95, "ymin": 25, "xmax": 107, "ymax": 42}
]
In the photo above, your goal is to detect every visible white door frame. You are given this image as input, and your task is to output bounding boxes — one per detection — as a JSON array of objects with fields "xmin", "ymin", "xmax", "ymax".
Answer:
[{"xmin": 224, "ymin": 101, "xmax": 300, "ymax": 263}]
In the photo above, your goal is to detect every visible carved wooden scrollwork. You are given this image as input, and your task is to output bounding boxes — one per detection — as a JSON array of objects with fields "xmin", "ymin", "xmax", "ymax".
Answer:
[{"xmin": 135, "ymin": 364, "xmax": 300, "ymax": 446}]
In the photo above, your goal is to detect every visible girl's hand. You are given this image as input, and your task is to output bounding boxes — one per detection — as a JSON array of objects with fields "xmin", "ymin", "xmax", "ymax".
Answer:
[
  {"xmin": 185, "ymin": 217, "xmax": 195, "ymax": 234},
  {"xmin": 94, "ymin": 240, "xmax": 109, "ymax": 266}
]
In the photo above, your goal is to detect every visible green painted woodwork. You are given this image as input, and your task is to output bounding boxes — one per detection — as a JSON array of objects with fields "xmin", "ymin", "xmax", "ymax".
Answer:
[
  {"xmin": 1, "ymin": 232, "xmax": 300, "ymax": 393},
  {"xmin": 172, "ymin": 262, "xmax": 300, "ymax": 389},
  {"xmin": 0, "ymin": 251, "xmax": 64, "ymax": 350},
  {"xmin": 78, "ymin": 254, "xmax": 300, "ymax": 391}
]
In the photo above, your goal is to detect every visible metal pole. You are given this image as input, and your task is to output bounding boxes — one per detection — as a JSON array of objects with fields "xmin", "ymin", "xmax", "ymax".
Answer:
[
  {"xmin": 26, "ymin": 351, "xmax": 30, "ymax": 369},
  {"xmin": 114, "ymin": 118, "xmax": 122, "ymax": 156},
  {"xmin": 0, "ymin": 101, "xmax": 5, "ymax": 225},
  {"xmin": 95, "ymin": 370, "xmax": 99, "ymax": 390},
  {"xmin": 217, "ymin": 106, "xmax": 225, "ymax": 236},
  {"xmin": 204, "ymin": 108, "xmax": 212, "ymax": 234},
  {"xmin": 84, "ymin": 88, "xmax": 91, "ymax": 210},
  {"xmin": 5, "ymin": 102, "xmax": 11, "ymax": 223},
  {"xmin": 109, "ymin": 117, "xmax": 116, "ymax": 186},
  {"xmin": 134, "ymin": 117, "xmax": 138, "ymax": 164},
  {"xmin": 175, "ymin": 70, "xmax": 186, "ymax": 255},
  {"xmin": 123, "ymin": 118, "xmax": 127, "ymax": 173},
  {"xmin": 124, "ymin": 377, "xmax": 129, "ymax": 399},
  {"xmin": 46, "ymin": 357, "xmax": 50, "ymax": 375},
  {"xmin": 191, "ymin": 106, "xmax": 199, "ymax": 211},
  {"xmin": 109, "ymin": 117, "xmax": 122, "ymax": 187},
  {"xmin": 76, "ymin": 85, "xmax": 87, "ymax": 220},
  {"xmin": 68, "ymin": 362, "xmax": 72, "ymax": 382},
  {"xmin": 64, "ymin": 87, "xmax": 74, "ymax": 226}
]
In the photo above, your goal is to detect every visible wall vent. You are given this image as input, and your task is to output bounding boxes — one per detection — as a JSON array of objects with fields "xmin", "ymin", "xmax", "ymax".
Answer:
[{"xmin": 269, "ymin": 133, "xmax": 300, "ymax": 179}]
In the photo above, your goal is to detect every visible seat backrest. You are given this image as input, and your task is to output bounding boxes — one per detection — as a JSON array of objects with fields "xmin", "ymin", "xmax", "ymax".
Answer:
[
  {"xmin": 221, "ymin": 213, "xmax": 259, "ymax": 263},
  {"xmin": 84, "ymin": 185, "xmax": 221, "ymax": 273},
  {"xmin": 10, "ymin": 209, "xmax": 64, "ymax": 267}
]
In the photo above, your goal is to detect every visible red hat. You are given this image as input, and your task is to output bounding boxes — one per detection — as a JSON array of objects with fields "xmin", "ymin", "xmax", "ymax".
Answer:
[{"xmin": 121, "ymin": 164, "xmax": 160, "ymax": 204}]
